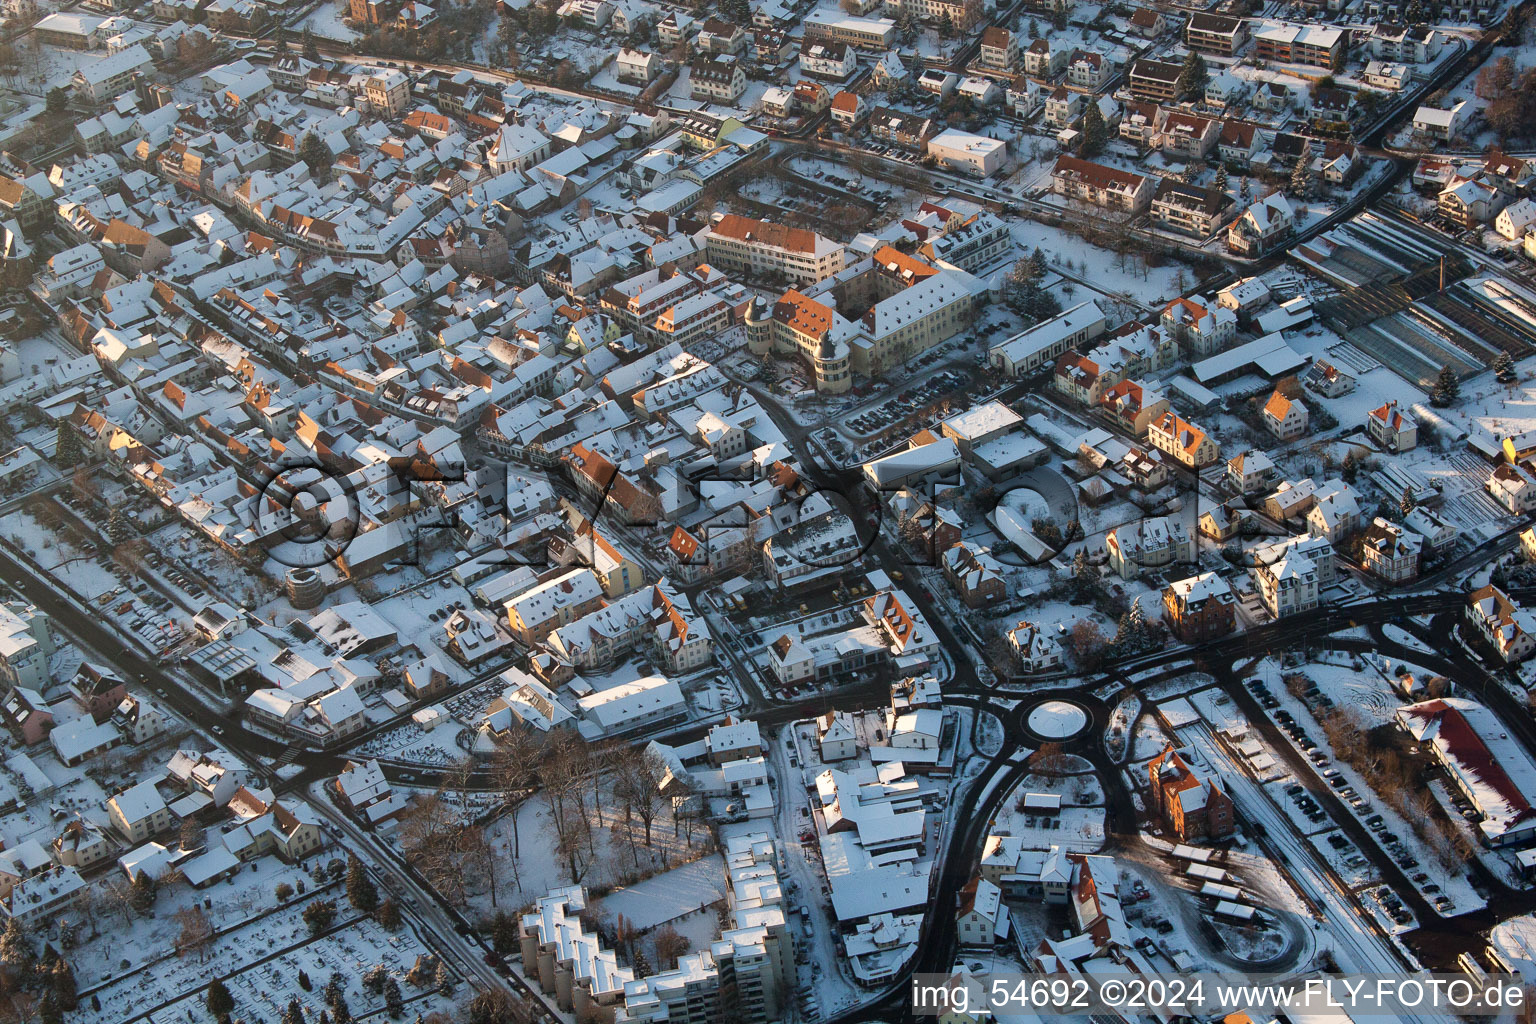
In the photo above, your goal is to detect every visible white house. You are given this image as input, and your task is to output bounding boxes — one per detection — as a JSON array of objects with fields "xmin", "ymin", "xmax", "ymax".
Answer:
[
  {"xmin": 1006, "ymin": 621, "xmax": 1063, "ymax": 673},
  {"xmin": 818, "ymin": 709, "xmax": 859, "ymax": 761},
  {"xmin": 956, "ymin": 877, "xmax": 1003, "ymax": 947},
  {"xmin": 1496, "ymin": 198, "xmax": 1536, "ymax": 242},
  {"xmin": 1413, "ymin": 101, "xmax": 1466, "ymax": 142},
  {"xmin": 1366, "ymin": 400, "xmax": 1417, "ymax": 451}
]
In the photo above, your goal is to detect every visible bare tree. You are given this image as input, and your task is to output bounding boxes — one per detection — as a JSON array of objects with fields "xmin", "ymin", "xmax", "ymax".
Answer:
[
  {"xmin": 173, "ymin": 905, "xmax": 214, "ymax": 963},
  {"xmin": 492, "ymin": 729, "xmax": 542, "ymax": 858},
  {"xmin": 652, "ymin": 925, "xmax": 688, "ymax": 970}
]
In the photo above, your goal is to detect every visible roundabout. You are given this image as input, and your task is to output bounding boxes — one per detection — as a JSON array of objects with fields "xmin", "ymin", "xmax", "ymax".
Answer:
[{"xmin": 1024, "ymin": 699, "xmax": 1091, "ymax": 742}]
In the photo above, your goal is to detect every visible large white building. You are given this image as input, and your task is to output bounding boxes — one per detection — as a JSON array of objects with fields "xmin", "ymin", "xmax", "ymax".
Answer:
[
  {"xmin": 925, "ymin": 130, "xmax": 1007, "ymax": 177},
  {"xmin": 0, "ymin": 603, "xmax": 53, "ymax": 691}
]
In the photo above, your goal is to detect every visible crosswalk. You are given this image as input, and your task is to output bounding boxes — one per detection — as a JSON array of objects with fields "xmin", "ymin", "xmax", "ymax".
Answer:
[{"xmin": 272, "ymin": 747, "xmax": 302, "ymax": 767}]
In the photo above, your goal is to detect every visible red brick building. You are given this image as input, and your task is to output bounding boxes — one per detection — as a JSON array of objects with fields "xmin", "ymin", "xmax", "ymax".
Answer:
[{"xmin": 1148, "ymin": 744, "xmax": 1234, "ymax": 840}]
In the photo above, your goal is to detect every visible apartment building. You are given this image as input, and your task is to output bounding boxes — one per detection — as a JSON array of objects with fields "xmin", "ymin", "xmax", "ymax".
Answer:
[
  {"xmin": 1227, "ymin": 192, "xmax": 1294, "ymax": 257},
  {"xmin": 504, "ymin": 568, "xmax": 607, "ymax": 643},
  {"xmin": 1369, "ymin": 21, "xmax": 1439, "ymax": 61},
  {"xmin": 364, "ymin": 68, "xmax": 411, "ymax": 117},
  {"xmin": 1066, "ymin": 50, "xmax": 1110, "ymax": 89},
  {"xmin": 1159, "ymin": 112, "xmax": 1219, "ymax": 160},
  {"xmin": 705, "ymin": 214, "xmax": 846, "ymax": 285},
  {"xmin": 0, "ymin": 603, "xmax": 54, "ymax": 691},
  {"xmin": 1151, "ymin": 181, "xmax": 1236, "ymax": 238},
  {"xmin": 1185, "ymin": 12, "xmax": 1248, "ymax": 55},
  {"xmin": 869, "ymin": 106, "xmax": 935, "ymax": 150},
  {"xmin": 1024, "ymin": 38, "xmax": 1067, "ymax": 78},
  {"xmin": 691, "ymin": 56, "xmax": 747, "ymax": 102},
  {"xmin": 1256, "ymin": 552, "xmax": 1319, "ymax": 618},
  {"xmin": 1466, "ymin": 584, "xmax": 1536, "ymax": 663},
  {"xmin": 1359, "ymin": 517, "xmax": 1422, "ymax": 583},
  {"xmin": 978, "ymin": 26, "xmax": 1018, "ymax": 70},
  {"xmin": 1051, "ymin": 155, "xmax": 1154, "ymax": 214},
  {"xmin": 1105, "ymin": 517, "xmax": 1195, "ymax": 579},
  {"xmin": 1128, "ymin": 58, "xmax": 1183, "ymax": 101},
  {"xmin": 71, "ymin": 43, "xmax": 151, "ymax": 105},
  {"xmin": 1253, "ymin": 22, "xmax": 1346, "ymax": 68}
]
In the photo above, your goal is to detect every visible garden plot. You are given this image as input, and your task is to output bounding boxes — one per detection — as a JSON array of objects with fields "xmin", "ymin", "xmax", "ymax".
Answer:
[
  {"xmin": 77, "ymin": 885, "xmax": 357, "ymax": 1024},
  {"xmin": 140, "ymin": 916, "xmax": 457, "ymax": 1024},
  {"xmin": 600, "ymin": 854, "xmax": 728, "ymax": 933}
]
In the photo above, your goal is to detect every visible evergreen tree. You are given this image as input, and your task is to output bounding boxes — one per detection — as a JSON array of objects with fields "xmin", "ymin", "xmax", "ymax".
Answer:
[
  {"xmin": 324, "ymin": 973, "xmax": 345, "ymax": 1009},
  {"xmin": 130, "ymin": 872, "xmax": 156, "ymax": 915},
  {"xmin": 303, "ymin": 27, "xmax": 319, "ymax": 60},
  {"xmin": 383, "ymin": 977, "xmax": 404, "ymax": 1019},
  {"xmin": 938, "ymin": 11, "xmax": 953, "ymax": 37},
  {"xmin": 345, "ymin": 855, "xmax": 378, "ymax": 914},
  {"xmin": 1494, "ymin": 350, "xmax": 1517, "ymax": 383},
  {"xmin": 0, "ymin": 920, "xmax": 32, "ymax": 981},
  {"xmin": 303, "ymin": 899, "xmax": 336, "ymax": 936},
  {"xmin": 1028, "ymin": 246, "xmax": 1048, "ymax": 281},
  {"xmin": 298, "ymin": 133, "xmax": 334, "ymax": 184},
  {"xmin": 1176, "ymin": 50, "xmax": 1208, "ymax": 99},
  {"xmin": 51, "ymin": 959, "xmax": 77, "ymax": 1010},
  {"xmin": 1051, "ymin": 6, "xmax": 1066, "ymax": 29},
  {"xmin": 375, "ymin": 898, "xmax": 401, "ymax": 932},
  {"xmin": 107, "ymin": 503, "xmax": 135, "ymax": 543},
  {"xmin": 1127, "ymin": 597, "xmax": 1146, "ymax": 640},
  {"xmin": 1080, "ymin": 99, "xmax": 1106, "ymax": 157},
  {"xmin": 1290, "ymin": 141, "xmax": 1314, "ymax": 200},
  {"xmin": 1431, "ymin": 364, "xmax": 1460, "ymax": 407},
  {"xmin": 46, "ymin": 87, "xmax": 68, "ymax": 113},
  {"xmin": 298, "ymin": 970, "xmax": 312, "ymax": 991},
  {"xmin": 207, "ymin": 979, "xmax": 236, "ymax": 1019},
  {"xmin": 1399, "ymin": 485, "xmax": 1416, "ymax": 518},
  {"xmin": 283, "ymin": 997, "xmax": 307, "ymax": 1024},
  {"xmin": 1213, "ymin": 163, "xmax": 1229, "ymax": 195},
  {"xmin": 275, "ymin": 25, "xmax": 291, "ymax": 51},
  {"xmin": 1028, "ymin": 16, "xmax": 1040, "ymax": 36},
  {"xmin": 1239, "ymin": 175, "xmax": 1252, "ymax": 202},
  {"xmin": 54, "ymin": 421, "xmax": 84, "ymax": 469},
  {"xmin": 39, "ymin": 991, "xmax": 62, "ymax": 1024},
  {"xmin": 434, "ymin": 960, "xmax": 454, "ymax": 995}
]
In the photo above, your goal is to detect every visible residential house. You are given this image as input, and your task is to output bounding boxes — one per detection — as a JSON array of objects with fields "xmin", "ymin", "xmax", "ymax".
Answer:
[
  {"xmin": 1359, "ymin": 518, "xmax": 1422, "ymax": 583},
  {"xmin": 1466, "ymin": 584, "xmax": 1536, "ymax": 663},
  {"xmin": 1366, "ymin": 400, "xmax": 1416, "ymax": 451},
  {"xmin": 1163, "ymin": 572, "xmax": 1236, "ymax": 642},
  {"xmin": 1261, "ymin": 389, "xmax": 1308, "ymax": 440},
  {"xmin": 1148, "ymin": 411, "xmax": 1219, "ymax": 467},
  {"xmin": 1227, "ymin": 193, "xmax": 1294, "ymax": 257},
  {"xmin": 1006, "ymin": 621, "xmax": 1064, "ymax": 673}
]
